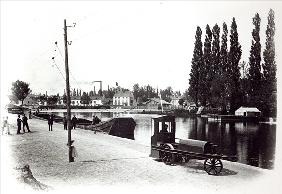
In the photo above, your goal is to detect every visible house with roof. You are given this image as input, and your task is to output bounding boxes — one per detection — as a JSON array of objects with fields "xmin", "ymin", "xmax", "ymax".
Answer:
[
  {"xmin": 170, "ymin": 96, "xmax": 181, "ymax": 108},
  {"xmin": 235, "ymin": 107, "xmax": 261, "ymax": 117},
  {"xmin": 113, "ymin": 90, "xmax": 134, "ymax": 107},
  {"xmin": 90, "ymin": 95, "xmax": 103, "ymax": 106},
  {"xmin": 70, "ymin": 96, "xmax": 81, "ymax": 106},
  {"xmin": 144, "ymin": 98, "xmax": 171, "ymax": 110}
]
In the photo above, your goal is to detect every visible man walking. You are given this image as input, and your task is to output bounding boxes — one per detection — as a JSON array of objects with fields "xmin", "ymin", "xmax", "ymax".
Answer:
[
  {"xmin": 48, "ymin": 114, "xmax": 54, "ymax": 131},
  {"xmin": 17, "ymin": 115, "xmax": 22, "ymax": 134},
  {"xmin": 63, "ymin": 116, "xmax": 67, "ymax": 130},
  {"xmin": 22, "ymin": 114, "xmax": 31, "ymax": 133}
]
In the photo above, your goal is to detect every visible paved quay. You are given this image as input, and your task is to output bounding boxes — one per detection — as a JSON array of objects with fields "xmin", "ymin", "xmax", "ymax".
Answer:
[{"xmin": 1, "ymin": 113, "xmax": 281, "ymax": 194}]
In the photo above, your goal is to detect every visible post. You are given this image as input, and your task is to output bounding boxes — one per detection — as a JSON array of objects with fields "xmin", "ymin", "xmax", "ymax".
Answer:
[{"xmin": 64, "ymin": 19, "xmax": 73, "ymax": 162}]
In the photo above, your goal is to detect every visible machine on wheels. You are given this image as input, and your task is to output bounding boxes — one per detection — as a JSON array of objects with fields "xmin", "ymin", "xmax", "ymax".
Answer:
[{"xmin": 149, "ymin": 115, "xmax": 236, "ymax": 175}]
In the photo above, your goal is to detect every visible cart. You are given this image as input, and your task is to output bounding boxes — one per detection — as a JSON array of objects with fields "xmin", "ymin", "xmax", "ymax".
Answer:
[{"xmin": 149, "ymin": 115, "xmax": 236, "ymax": 175}]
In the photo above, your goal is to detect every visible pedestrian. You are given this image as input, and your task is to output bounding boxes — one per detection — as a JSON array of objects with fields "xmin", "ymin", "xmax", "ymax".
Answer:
[
  {"xmin": 92, "ymin": 115, "xmax": 101, "ymax": 125},
  {"xmin": 22, "ymin": 114, "xmax": 31, "ymax": 133},
  {"xmin": 17, "ymin": 115, "xmax": 22, "ymax": 134},
  {"xmin": 71, "ymin": 115, "xmax": 77, "ymax": 130},
  {"xmin": 2, "ymin": 116, "xmax": 10, "ymax": 135},
  {"xmin": 48, "ymin": 114, "xmax": 54, "ymax": 131},
  {"xmin": 92, "ymin": 115, "xmax": 97, "ymax": 125},
  {"xmin": 28, "ymin": 110, "xmax": 32, "ymax": 119},
  {"xmin": 63, "ymin": 116, "xmax": 67, "ymax": 130}
]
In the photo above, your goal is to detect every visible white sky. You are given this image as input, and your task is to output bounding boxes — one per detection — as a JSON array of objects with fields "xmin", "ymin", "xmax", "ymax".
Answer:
[{"xmin": 1, "ymin": 1, "xmax": 282, "ymax": 100}]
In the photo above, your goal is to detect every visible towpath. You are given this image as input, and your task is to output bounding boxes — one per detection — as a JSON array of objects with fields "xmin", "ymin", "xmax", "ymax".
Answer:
[{"xmin": 1, "ymin": 113, "xmax": 280, "ymax": 194}]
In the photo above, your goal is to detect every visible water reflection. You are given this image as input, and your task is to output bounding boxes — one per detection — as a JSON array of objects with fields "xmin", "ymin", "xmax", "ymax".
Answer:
[{"xmin": 50, "ymin": 111, "xmax": 275, "ymax": 169}]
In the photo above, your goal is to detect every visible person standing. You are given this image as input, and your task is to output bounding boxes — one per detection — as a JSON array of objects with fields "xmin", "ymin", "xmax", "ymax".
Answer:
[
  {"xmin": 29, "ymin": 110, "xmax": 32, "ymax": 119},
  {"xmin": 2, "ymin": 116, "xmax": 10, "ymax": 135},
  {"xmin": 17, "ymin": 115, "xmax": 22, "ymax": 134},
  {"xmin": 92, "ymin": 115, "xmax": 96, "ymax": 125},
  {"xmin": 48, "ymin": 114, "xmax": 54, "ymax": 131},
  {"xmin": 63, "ymin": 116, "xmax": 67, "ymax": 130},
  {"xmin": 71, "ymin": 115, "xmax": 77, "ymax": 130},
  {"xmin": 22, "ymin": 114, "xmax": 31, "ymax": 133}
]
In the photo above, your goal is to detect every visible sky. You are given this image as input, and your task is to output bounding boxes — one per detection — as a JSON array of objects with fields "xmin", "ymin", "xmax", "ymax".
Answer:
[{"xmin": 1, "ymin": 1, "xmax": 282, "ymax": 102}]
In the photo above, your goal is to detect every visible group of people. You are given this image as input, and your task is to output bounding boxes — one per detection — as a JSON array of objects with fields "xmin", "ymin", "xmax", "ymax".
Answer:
[
  {"xmin": 92, "ymin": 115, "xmax": 101, "ymax": 125},
  {"xmin": 47, "ymin": 114, "xmax": 77, "ymax": 131},
  {"xmin": 2, "ymin": 111, "xmax": 101, "ymax": 136},
  {"xmin": 62, "ymin": 115, "xmax": 78, "ymax": 130},
  {"xmin": 17, "ymin": 114, "xmax": 31, "ymax": 134},
  {"xmin": 51, "ymin": 114, "xmax": 100, "ymax": 131}
]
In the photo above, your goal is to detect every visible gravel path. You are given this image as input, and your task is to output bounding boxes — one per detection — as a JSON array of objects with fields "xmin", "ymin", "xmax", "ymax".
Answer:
[{"xmin": 1, "ymin": 113, "xmax": 280, "ymax": 194}]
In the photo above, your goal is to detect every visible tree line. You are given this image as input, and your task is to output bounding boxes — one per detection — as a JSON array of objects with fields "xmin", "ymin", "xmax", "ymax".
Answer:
[{"xmin": 188, "ymin": 9, "xmax": 276, "ymax": 116}]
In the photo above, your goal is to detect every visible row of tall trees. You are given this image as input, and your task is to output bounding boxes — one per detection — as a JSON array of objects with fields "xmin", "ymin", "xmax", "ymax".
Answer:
[
  {"xmin": 188, "ymin": 9, "xmax": 276, "ymax": 116},
  {"xmin": 248, "ymin": 10, "xmax": 276, "ymax": 116}
]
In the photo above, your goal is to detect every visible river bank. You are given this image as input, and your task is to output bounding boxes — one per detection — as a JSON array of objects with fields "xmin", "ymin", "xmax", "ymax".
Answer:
[{"xmin": 1, "ymin": 113, "xmax": 281, "ymax": 194}]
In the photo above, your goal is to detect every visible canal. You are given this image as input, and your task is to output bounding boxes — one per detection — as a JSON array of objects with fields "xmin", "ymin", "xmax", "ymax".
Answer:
[{"xmin": 51, "ymin": 110, "xmax": 276, "ymax": 170}]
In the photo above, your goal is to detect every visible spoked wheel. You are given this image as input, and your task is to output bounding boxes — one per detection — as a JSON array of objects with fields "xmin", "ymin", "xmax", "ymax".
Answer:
[
  {"xmin": 160, "ymin": 144, "xmax": 175, "ymax": 165},
  {"xmin": 176, "ymin": 155, "xmax": 189, "ymax": 163},
  {"xmin": 204, "ymin": 158, "xmax": 223, "ymax": 175}
]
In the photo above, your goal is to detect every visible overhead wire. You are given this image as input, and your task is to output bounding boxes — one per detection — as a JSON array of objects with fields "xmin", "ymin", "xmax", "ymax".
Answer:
[
  {"xmin": 51, "ymin": 57, "xmax": 65, "ymax": 81},
  {"xmin": 54, "ymin": 42, "xmax": 84, "ymax": 92}
]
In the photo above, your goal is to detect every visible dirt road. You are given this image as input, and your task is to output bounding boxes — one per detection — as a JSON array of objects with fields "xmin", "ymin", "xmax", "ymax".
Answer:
[{"xmin": 1, "ymin": 113, "xmax": 280, "ymax": 194}]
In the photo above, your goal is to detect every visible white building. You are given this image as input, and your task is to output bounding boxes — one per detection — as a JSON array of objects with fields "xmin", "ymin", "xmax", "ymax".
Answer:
[
  {"xmin": 113, "ymin": 91, "xmax": 134, "ymax": 106},
  {"xmin": 90, "ymin": 96, "xmax": 103, "ymax": 106},
  {"xmin": 235, "ymin": 107, "xmax": 261, "ymax": 117},
  {"xmin": 70, "ymin": 96, "xmax": 81, "ymax": 106}
]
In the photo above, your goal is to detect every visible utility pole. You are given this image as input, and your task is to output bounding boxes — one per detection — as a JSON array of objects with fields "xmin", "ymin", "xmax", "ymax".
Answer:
[{"xmin": 64, "ymin": 19, "xmax": 73, "ymax": 162}]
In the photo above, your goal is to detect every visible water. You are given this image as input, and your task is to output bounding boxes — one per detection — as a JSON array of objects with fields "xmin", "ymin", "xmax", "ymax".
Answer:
[{"xmin": 51, "ymin": 111, "xmax": 276, "ymax": 169}]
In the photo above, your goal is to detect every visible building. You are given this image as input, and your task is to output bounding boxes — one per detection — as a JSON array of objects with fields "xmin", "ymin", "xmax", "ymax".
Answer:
[
  {"xmin": 90, "ymin": 95, "xmax": 103, "ymax": 106},
  {"xmin": 170, "ymin": 96, "xmax": 181, "ymax": 108},
  {"xmin": 144, "ymin": 98, "xmax": 171, "ymax": 110},
  {"xmin": 70, "ymin": 96, "xmax": 81, "ymax": 106},
  {"xmin": 235, "ymin": 107, "xmax": 261, "ymax": 117},
  {"xmin": 113, "ymin": 91, "xmax": 134, "ymax": 106}
]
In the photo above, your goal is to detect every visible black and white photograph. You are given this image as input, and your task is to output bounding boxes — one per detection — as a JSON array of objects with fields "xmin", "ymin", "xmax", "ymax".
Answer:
[{"xmin": 1, "ymin": 1, "xmax": 281, "ymax": 194}]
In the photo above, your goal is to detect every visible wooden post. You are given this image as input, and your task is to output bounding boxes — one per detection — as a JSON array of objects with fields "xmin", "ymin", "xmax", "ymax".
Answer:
[{"xmin": 64, "ymin": 19, "xmax": 73, "ymax": 162}]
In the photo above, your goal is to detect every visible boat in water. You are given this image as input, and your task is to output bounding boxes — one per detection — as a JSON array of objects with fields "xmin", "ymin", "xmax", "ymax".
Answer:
[{"xmin": 78, "ymin": 117, "xmax": 136, "ymax": 140}]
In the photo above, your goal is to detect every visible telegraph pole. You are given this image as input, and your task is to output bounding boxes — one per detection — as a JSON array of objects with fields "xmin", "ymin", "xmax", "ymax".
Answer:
[{"xmin": 64, "ymin": 19, "xmax": 73, "ymax": 162}]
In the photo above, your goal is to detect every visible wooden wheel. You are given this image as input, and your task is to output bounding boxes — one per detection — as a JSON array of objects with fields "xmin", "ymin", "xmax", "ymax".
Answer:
[
  {"xmin": 204, "ymin": 158, "xmax": 223, "ymax": 175},
  {"xmin": 160, "ymin": 144, "xmax": 175, "ymax": 165}
]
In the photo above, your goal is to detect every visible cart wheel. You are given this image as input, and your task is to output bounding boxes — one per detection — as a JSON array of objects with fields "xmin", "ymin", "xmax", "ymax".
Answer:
[
  {"xmin": 204, "ymin": 158, "xmax": 223, "ymax": 175},
  {"xmin": 183, "ymin": 156, "xmax": 189, "ymax": 163},
  {"xmin": 161, "ymin": 144, "xmax": 175, "ymax": 165}
]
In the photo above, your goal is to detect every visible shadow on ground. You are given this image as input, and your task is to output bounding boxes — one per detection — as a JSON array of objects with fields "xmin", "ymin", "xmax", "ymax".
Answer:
[{"xmin": 154, "ymin": 159, "xmax": 238, "ymax": 176}]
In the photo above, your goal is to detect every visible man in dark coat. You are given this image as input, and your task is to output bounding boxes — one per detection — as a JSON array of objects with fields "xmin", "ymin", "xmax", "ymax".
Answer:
[
  {"xmin": 63, "ymin": 116, "xmax": 67, "ymax": 130},
  {"xmin": 71, "ymin": 115, "xmax": 77, "ymax": 129},
  {"xmin": 22, "ymin": 114, "xmax": 31, "ymax": 133},
  {"xmin": 48, "ymin": 114, "xmax": 54, "ymax": 131},
  {"xmin": 17, "ymin": 115, "xmax": 22, "ymax": 134}
]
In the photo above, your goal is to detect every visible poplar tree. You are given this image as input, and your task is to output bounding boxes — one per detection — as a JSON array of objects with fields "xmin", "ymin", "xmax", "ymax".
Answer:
[
  {"xmin": 199, "ymin": 24, "xmax": 212, "ymax": 106},
  {"xmin": 210, "ymin": 24, "xmax": 221, "ymax": 106},
  {"xmin": 262, "ymin": 9, "xmax": 276, "ymax": 116},
  {"xmin": 219, "ymin": 22, "xmax": 229, "ymax": 113},
  {"xmin": 248, "ymin": 13, "xmax": 262, "ymax": 107},
  {"xmin": 188, "ymin": 26, "xmax": 203, "ymax": 106},
  {"xmin": 228, "ymin": 17, "xmax": 242, "ymax": 114}
]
